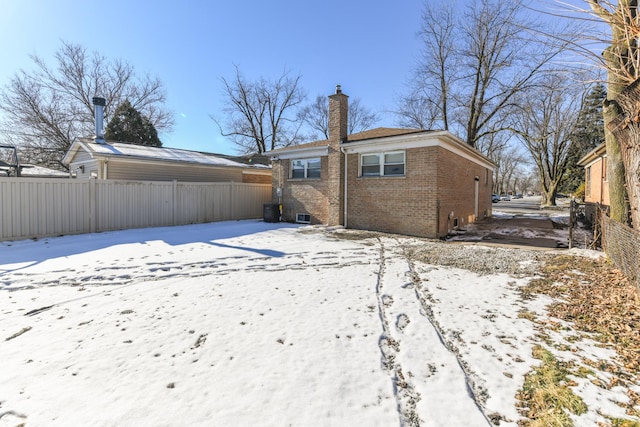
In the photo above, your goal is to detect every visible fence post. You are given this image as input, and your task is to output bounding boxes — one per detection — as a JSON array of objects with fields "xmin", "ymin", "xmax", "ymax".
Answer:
[
  {"xmin": 230, "ymin": 181, "xmax": 235, "ymax": 219},
  {"xmin": 569, "ymin": 200, "xmax": 574, "ymax": 249},
  {"xmin": 89, "ymin": 178, "xmax": 96, "ymax": 233},
  {"xmin": 172, "ymin": 180, "xmax": 178, "ymax": 226}
]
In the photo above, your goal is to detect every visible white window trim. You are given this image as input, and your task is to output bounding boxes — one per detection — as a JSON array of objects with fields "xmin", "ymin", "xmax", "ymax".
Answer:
[
  {"xmin": 359, "ymin": 150, "xmax": 405, "ymax": 177},
  {"xmin": 290, "ymin": 157, "xmax": 321, "ymax": 179}
]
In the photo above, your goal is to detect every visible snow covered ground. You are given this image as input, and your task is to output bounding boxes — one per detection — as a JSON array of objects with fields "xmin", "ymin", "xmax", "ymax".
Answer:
[{"xmin": 0, "ymin": 220, "xmax": 634, "ymax": 426}]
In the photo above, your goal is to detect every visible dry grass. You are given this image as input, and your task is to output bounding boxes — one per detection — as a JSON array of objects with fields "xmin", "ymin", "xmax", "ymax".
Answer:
[
  {"xmin": 517, "ymin": 345, "xmax": 587, "ymax": 427},
  {"xmin": 518, "ymin": 254, "xmax": 640, "ymax": 425}
]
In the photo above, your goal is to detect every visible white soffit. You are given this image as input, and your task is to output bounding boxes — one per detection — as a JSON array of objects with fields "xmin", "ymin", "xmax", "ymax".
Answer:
[{"xmin": 270, "ymin": 146, "xmax": 329, "ymax": 160}]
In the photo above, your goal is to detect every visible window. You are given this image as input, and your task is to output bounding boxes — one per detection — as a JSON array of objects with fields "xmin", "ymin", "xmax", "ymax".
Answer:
[
  {"xmin": 296, "ymin": 213, "xmax": 311, "ymax": 224},
  {"xmin": 291, "ymin": 158, "xmax": 321, "ymax": 179},
  {"xmin": 360, "ymin": 151, "xmax": 405, "ymax": 177},
  {"xmin": 586, "ymin": 166, "xmax": 591, "ymax": 196}
]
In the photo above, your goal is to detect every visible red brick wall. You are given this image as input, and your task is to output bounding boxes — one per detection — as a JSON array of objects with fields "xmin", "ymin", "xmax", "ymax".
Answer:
[
  {"xmin": 271, "ymin": 157, "xmax": 329, "ymax": 224},
  {"xmin": 435, "ymin": 148, "xmax": 493, "ymax": 236},
  {"xmin": 271, "ymin": 143, "xmax": 493, "ymax": 237},
  {"xmin": 345, "ymin": 146, "xmax": 492, "ymax": 238},
  {"xmin": 346, "ymin": 146, "xmax": 439, "ymax": 237},
  {"xmin": 585, "ymin": 157, "xmax": 609, "ymax": 206}
]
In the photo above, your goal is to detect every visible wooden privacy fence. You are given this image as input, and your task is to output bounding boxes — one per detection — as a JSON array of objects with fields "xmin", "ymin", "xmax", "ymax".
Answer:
[{"xmin": 0, "ymin": 178, "xmax": 272, "ymax": 241}]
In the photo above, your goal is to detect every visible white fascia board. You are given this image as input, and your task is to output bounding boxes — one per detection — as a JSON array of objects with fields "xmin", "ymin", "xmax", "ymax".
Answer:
[
  {"xmin": 268, "ymin": 145, "xmax": 329, "ymax": 160},
  {"xmin": 61, "ymin": 139, "xmax": 93, "ymax": 165},
  {"xmin": 342, "ymin": 131, "xmax": 495, "ymax": 171},
  {"xmin": 582, "ymin": 155, "xmax": 606, "ymax": 169},
  {"xmin": 580, "ymin": 151, "xmax": 607, "ymax": 169}
]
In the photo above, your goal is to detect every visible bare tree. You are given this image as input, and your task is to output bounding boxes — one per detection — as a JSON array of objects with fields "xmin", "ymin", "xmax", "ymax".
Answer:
[
  {"xmin": 491, "ymin": 143, "xmax": 528, "ymax": 195},
  {"xmin": 518, "ymin": 170, "xmax": 539, "ymax": 195},
  {"xmin": 393, "ymin": 94, "xmax": 440, "ymax": 130},
  {"xmin": 0, "ymin": 41, "xmax": 172, "ymax": 169},
  {"xmin": 510, "ymin": 74, "xmax": 583, "ymax": 206},
  {"xmin": 397, "ymin": 0, "xmax": 571, "ymax": 153},
  {"xmin": 214, "ymin": 66, "xmax": 307, "ymax": 154},
  {"xmin": 396, "ymin": 2, "xmax": 457, "ymax": 130},
  {"xmin": 300, "ymin": 95, "xmax": 379, "ymax": 140},
  {"xmin": 474, "ymin": 119, "xmax": 511, "ymax": 161}
]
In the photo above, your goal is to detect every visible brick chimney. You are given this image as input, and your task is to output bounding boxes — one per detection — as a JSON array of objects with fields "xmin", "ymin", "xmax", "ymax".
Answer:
[
  {"xmin": 327, "ymin": 85, "xmax": 348, "ymax": 226},
  {"xmin": 328, "ymin": 84, "xmax": 348, "ymax": 145}
]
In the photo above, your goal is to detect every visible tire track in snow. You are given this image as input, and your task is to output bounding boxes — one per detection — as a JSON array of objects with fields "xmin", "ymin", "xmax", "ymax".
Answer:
[
  {"xmin": 399, "ymin": 243, "xmax": 492, "ymax": 426},
  {"xmin": 375, "ymin": 237, "xmax": 491, "ymax": 426}
]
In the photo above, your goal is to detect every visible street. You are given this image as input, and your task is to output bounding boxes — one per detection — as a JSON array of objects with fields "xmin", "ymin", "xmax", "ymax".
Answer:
[{"xmin": 492, "ymin": 195, "xmax": 569, "ymax": 216}]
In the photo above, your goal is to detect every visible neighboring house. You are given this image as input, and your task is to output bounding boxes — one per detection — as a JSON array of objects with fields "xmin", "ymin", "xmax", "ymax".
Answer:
[
  {"xmin": 61, "ymin": 96, "xmax": 271, "ymax": 184},
  {"xmin": 578, "ymin": 142, "xmax": 609, "ymax": 224},
  {"xmin": 62, "ymin": 138, "xmax": 271, "ymax": 184},
  {"xmin": 264, "ymin": 86, "xmax": 495, "ymax": 238},
  {"xmin": 1, "ymin": 145, "xmax": 68, "ymax": 178}
]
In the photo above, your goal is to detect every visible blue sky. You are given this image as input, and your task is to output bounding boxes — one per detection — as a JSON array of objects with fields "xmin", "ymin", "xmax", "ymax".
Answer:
[{"xmin": 0, "ymin": 0, "xmax": 425, "ymax": 154}]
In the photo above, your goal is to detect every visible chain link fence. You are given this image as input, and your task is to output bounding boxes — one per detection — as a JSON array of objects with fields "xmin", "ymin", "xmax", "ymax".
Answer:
[{"xmin": 599, "ymin": 207, "xmax": 640, "ymax": 293}]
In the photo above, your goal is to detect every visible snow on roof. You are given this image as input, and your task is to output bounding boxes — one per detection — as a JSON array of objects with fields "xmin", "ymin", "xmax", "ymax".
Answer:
[
  {"xmin": 0, "ymin": 164, "xmax": 68, "ymax": 178},
  {"xmin": 20, "ymin": 165, "xmax": 69, "ymax": 177},
  {"xmin": 80, "ymin": 139, "xmax": 269, "ymax": 169}
]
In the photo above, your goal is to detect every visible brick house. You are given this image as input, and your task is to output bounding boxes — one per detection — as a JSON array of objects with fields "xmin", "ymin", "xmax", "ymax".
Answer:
[
  {"xmin": 265, "ymin": 86, "xmax": 495, "ymax": 238},
  {"xmin": 578, "ymin": 142, "xmax": 609, "ymax": 224}
]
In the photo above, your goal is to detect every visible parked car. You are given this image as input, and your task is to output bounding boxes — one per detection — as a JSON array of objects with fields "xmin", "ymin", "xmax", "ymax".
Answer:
[
  {"xmin": 492, "ymin": 194, "xmax": 500, "ymax": 203},
  {"xmin": 512, "ymin": 193, "xmax": 523, "ymax": 199},
  {"xmin": 500, "ymin": 194, "xmax": 511, "ymax": 201}
]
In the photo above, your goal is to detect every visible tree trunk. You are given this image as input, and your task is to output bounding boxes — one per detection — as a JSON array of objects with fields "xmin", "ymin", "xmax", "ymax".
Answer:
[
  {"xmin": 606, "ymin": 77, "xmax": 640, "ymax": 228},
  {"xmin": 603, "ymin": 99, "xmax": 631, "ymax": 224},
  {"xmin": 602, "ymin": 46, "xmax": 632, "ymax": 225},
  {"xmin": 543, "ymin": 183, "xmax": 558, "ymax": 207}
]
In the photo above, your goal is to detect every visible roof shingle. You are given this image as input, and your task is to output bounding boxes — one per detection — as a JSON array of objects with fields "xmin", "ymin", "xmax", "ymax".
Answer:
[{"xmin": 266, "ymin": 127, "xmax": 428, "ymax": 154}]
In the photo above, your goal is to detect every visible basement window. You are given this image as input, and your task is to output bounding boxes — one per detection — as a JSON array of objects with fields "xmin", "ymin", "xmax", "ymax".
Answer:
[
  {"xmin": 360, "ymin": 151, "xmax": 405, "ymax": 177},
  {"xmin": 296, "ymin": 213, "xmax": 311, "ymax": 224}
]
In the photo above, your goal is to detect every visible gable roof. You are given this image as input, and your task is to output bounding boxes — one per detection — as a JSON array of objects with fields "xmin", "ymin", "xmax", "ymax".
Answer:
[
  {"xmin": 265, "ymin": 127, "xmax": 424, "ymax": 156},
  {"xmin": 348, "ymin": 127, "xmax": 424, "ymax": 141},
  {"xmin": 264, "ymin": 127, "xmax": 494, "ymax": 170},
  {"xmin": 63, "ymin": 138, "xmax": 270, "ymax": 170}
]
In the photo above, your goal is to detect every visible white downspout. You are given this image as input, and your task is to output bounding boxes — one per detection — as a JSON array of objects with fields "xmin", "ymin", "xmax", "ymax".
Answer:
[
  {"xmin": 340, "ymin": 145, "xmax": 348, "ymax": 228},
  {"xmin": 474, "ymin": 176, "xmax": 479, "ymax": 220}
]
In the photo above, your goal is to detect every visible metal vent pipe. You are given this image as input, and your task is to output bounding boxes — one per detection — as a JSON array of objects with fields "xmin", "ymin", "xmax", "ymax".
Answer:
[{"xmin": 92, "ymin": 97, "xmax": 106, "ymax": 144}]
